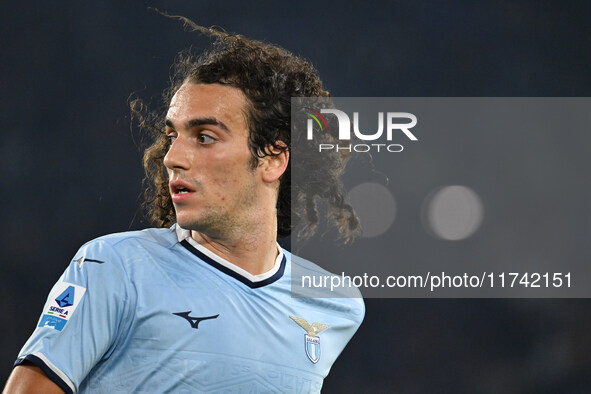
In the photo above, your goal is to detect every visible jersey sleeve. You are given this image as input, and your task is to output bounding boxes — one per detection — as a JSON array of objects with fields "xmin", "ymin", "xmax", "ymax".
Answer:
[{"xmin": 14, "ymin": 239, "xmax": 134, "ymax": 394}]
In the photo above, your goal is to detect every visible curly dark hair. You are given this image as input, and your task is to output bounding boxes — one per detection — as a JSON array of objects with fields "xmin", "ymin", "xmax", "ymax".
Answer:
[{"xmin": 132, "ymin": 15, "xmax": 358, "ymax": 242}]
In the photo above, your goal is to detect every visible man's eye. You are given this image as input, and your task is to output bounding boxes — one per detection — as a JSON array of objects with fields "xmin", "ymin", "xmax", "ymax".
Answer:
[
  {"xmin": 199, "ymin": 134, "xmax": 216, "ymax": 144},
  {"xmin": 167, "ymin": 135, "xmax": 177, "ymax": 144}
]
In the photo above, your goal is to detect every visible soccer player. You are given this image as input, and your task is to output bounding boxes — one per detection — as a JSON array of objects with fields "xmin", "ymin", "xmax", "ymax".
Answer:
[{"xmin": 4, "ymin": 20, "xmax": 364, "ymax": 393}]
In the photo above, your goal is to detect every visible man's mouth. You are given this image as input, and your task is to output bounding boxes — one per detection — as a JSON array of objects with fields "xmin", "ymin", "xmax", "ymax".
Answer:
[
  {"xmin": 170, "ymin": 181, "xmax": 196, "ymax": 199},
  {"xmin": 174, "ymin": 186, "xmax": 191, "ymax": 194}
]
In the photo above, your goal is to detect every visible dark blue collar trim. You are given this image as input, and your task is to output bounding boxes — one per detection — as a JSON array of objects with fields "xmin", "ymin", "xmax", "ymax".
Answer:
[{"xmin": 180, "ymin": 240, "xmax": 286, "ymax": 289}]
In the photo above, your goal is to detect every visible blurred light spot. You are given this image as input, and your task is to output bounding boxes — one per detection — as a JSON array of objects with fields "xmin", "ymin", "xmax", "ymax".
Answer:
[
  {"xmin": 423, "ymin": 185, "xmax": 484, "ymax": 241},
  {"xmin": 346, "ymin": 182, "xmax": 396, "ymax": 238}
]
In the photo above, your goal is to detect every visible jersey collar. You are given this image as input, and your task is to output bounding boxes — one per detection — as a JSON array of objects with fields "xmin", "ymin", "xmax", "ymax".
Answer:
[{"xmin": 175, "ymin": 224, "xmax": 286, "ymax": 288}]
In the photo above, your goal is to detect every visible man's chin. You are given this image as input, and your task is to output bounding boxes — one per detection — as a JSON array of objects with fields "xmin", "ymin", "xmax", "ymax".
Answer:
[
  {"xmin": 175, "ymin": 214, "xmax": 211, "ymax": 233},
  {"xmin": 174, "ymin": 213, "xmax": 197, "ymax": 229},
  {"xmin": 176, "ymin": 214, "xmax": 232, "ymax": 241},
  {"xmin": 176, "ymin": 217, "xmax": 198, "ymax": 231}
]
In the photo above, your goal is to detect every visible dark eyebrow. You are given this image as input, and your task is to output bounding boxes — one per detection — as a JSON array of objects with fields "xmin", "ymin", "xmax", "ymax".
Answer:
[{"xmin": 165, "ymin": 117, "xmax": 231, "ymax": 134}]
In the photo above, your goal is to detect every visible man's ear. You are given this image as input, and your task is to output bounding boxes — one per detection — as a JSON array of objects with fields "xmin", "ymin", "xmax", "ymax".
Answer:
[{"xmin": 261, "ymin": 143, "xmax": 289, "ymax": 183}]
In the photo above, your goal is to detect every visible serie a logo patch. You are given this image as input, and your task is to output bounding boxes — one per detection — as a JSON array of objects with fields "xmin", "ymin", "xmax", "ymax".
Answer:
[{"xmin": 38, "ymin": 282, "xmax": 86, "ymax": 331}]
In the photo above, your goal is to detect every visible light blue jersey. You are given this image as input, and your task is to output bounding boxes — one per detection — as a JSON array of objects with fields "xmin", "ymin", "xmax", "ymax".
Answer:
[{"xmin": 15, "ymin": 225, "xmax": 364, "ymax": 393}]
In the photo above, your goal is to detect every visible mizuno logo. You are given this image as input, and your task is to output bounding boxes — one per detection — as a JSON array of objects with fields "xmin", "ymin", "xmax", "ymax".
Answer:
[{"xmin": 173, "ymin": 311, "xmax": 219, "ymax": 329}]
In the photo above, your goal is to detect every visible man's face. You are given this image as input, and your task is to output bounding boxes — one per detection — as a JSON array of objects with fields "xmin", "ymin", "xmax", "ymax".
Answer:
[{"xmin": 164, "ymin": 83, "xmax": 261, "ymax": 239}]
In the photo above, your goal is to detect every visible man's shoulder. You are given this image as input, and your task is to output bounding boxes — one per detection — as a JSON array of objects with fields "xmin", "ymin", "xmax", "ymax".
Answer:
[
  {"xmin": 286, "ymin": 251, "xmax": 365, "ymax": 326},
  {"xmin": 82, "ymin": 226, "xmax": 177, "ymax": 250},
  {"xmin": 71, "ymin": 227, "xmax": 179, "ymax": 271},
  {"xmin": 287, "ymin": 250, "xmax": 337, "ymax": 276}
]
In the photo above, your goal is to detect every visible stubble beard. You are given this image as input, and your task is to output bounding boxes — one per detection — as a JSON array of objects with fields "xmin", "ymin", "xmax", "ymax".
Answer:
[{"xmin": 177, "ymin": 176, "xmax": 262, "ymax": 242}]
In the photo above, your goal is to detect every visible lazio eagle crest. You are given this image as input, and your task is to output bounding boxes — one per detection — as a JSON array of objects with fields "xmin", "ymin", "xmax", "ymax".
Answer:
[{"xmin": 290, "ymin": 316, "xmax": 330, "ymax": 364}]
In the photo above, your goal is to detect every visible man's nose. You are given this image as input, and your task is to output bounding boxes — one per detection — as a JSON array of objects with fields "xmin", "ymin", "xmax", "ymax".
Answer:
[{"xmin": 163, "ymin": 136, "xmax": 190, "ymax": 171}]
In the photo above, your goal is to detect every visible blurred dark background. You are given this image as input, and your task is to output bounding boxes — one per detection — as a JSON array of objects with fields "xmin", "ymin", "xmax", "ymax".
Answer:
[{"xmin": 2, "ymin": 1, "xmax": 591, "ymax": 392}]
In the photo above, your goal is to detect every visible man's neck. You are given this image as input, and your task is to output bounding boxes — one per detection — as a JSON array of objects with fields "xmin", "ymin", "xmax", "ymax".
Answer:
[{"xmin": 190, "ymin": 226, "xmax": 279, "ymax": 276}]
